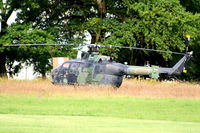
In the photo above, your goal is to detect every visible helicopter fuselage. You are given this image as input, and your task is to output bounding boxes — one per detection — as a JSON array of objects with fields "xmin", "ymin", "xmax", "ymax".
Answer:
[{"xmin": 51, "ymin": 59, "xmax": 127, "ymax": 87}]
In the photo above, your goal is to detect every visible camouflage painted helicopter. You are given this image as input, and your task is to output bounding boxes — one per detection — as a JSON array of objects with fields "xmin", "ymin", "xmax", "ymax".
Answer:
[
  {"xmin": 4, "ymin": 36, "xmax": 193, "ymax": 87},
  {"xmin": 51, "ymin": 40, "xmax": 192, "ymax": 87}
]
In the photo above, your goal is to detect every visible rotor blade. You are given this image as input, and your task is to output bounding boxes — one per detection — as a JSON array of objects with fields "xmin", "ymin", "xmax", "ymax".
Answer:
[
  {"xmin": 2, "ymin": 43, "xmax": 186, "ymax": 55},
  {"xmin": 73, "ymin": 44, "xmax": 95, "ymax": 49},
  {"xmin": 2, "ymin": 43, "xmax": 80, "ymax": 47},
  {"xmin": 102, "ymin": 45, "xmax": 185, "ymax": 55}
]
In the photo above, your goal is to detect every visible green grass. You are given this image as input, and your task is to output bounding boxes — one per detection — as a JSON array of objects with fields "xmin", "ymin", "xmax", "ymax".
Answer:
[
  {"xmin": 0, "ymin": 95, "xmax": 200, "ymax": 133},
  {"xmin": 0, "ymin": 114, "xmax": 200, "ymax": 133},
  {"xmin": 0, "ymin": 95, "xmax": 200, "ymax": 122},
  {"xmin": 1, "ymin": 80, "xmax": 200, "ymax": 133}
]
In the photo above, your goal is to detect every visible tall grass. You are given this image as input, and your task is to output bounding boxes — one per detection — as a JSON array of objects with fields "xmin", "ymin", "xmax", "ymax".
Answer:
[{"xmin": 0, "ymin": 79, "xmax": 200, "ymax": 98}]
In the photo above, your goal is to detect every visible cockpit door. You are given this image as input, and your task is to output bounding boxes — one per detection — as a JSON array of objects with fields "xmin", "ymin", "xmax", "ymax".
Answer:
[
  {"xmin": 68, "ymin": 63, "xmax": 80, "ymax": 84},
  {"xmin": 58, "ymin": 62, "xmax": 70, "ymax": 84}
]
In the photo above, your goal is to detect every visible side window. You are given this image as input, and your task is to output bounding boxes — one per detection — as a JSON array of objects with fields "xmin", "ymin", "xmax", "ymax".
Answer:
[
  {"xmin": 80, "ymin": 63, "xmax": 93, "ymax": 71},
  {"xmin": 69, "ymin": 63, "xmax": 80, "ymax": 75},
  {"xmin": 94, "ymin": 65, "xmax": 104, "ymax": 74},
  {"xmin": 59, "ymin": 62, "xmax": 70, "ymax": 76},
  {"xmin": 70, "ymin": 63, "xmax": 79, "ymax": 70}
]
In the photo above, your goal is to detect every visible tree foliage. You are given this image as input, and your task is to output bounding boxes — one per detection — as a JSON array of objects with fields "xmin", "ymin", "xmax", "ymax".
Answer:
[
  {"xmin": 0, "ymin": 24, "xmax": 76, "ymax": 78},
  {"xmin": 0, "ymin": 24, "xmax": 55, "ymax": 77},
  {"xmin": 178, "ymin": 0, "xmax": 200, "ymax": 80},
  {"xmin": 0, "ymin": 0, "xmax": 200, "ymax": 80},
  {"xmin": 180, "ymin": 0, "xmax": 200, "ymax": 13},
  {"xmin": 103, "ymin": 0, "xmax": 199, "ymax": 64}
]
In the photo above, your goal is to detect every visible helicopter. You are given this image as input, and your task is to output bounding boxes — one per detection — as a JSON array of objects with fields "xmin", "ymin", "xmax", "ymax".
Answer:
[
  {"xmin": 3, "ymin": 36, "xmax": 193, "ymax": 87},
  {"xmin": 51, "ymin": 40, "xmax": 193, "ymax": 87}
]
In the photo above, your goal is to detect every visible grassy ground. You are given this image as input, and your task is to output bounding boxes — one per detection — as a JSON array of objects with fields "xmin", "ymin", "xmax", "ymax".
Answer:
[
  {"xmin": 0, "ymin": 79, "xmax": 200, "ymax": 133},
  {"xmin": 0, "ymin": 95, "xmax": 200, "ymax": 122},
  {"xmin": 1, "ymin": 114, "xmax": 200, "ymax": 133}
]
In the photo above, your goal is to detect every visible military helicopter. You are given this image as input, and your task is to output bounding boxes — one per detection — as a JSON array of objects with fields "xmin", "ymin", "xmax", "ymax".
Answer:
[
  {"xmin": 51, "ymin": 38, "xmax": 193, "ymax": 87},
  {"xmin": 3, "ymin": 36, "xmax": 193, "ymax": 87}
]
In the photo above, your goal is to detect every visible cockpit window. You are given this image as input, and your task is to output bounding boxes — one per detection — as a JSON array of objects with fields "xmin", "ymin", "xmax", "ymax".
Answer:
[
  {"xmin": 70, "ymin": 63, "xmax": 80, "ymax": 72},
  {"xmin": 70, "ymin": 63, "xmax": 79, "ymax": 68},
  {"xmin": 62, "ymin": 62, "xmax": 70, "ymax": 69}
]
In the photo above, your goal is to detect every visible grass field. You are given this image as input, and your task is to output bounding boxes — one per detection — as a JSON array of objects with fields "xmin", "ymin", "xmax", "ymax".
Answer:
[
  {"xmin": 1, "ymin": 114, "xmax": 200, "ymax": 133},
  {"xmin": 0, "ymin": 79, "xmax": 200, "ymax": 133}
]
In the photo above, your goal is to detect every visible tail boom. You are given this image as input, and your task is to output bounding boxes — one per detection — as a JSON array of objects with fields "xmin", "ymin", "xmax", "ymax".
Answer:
[{"xmin": 159, "ymin": 52, "xmax": 193, "ymax": 75}]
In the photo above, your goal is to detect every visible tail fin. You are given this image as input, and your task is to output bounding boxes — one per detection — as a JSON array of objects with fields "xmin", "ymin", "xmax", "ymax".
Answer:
[{"xmin": 159, "ymin": 52, "xmax": 193, "ymax": 75}]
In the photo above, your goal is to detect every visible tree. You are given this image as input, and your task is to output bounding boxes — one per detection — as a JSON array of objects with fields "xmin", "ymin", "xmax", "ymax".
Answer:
[
  {"xmin": 1, "ymin": 0, "xmax": 200, "ymax": 81},
  {"xmin": 179, "ymin": 0, "xmax": 200, "ymax": 81},
  {"xmin": 180, "ymin": 0, "xmax": 200, "ymax": 13},
  {"xmin": 0, "ymin": 24, "xmax": 56, "ymax": 78},
  {"xmin": 103, "ymin": 0, "xmax": 200, "ymax": 66},
  {"xmin": 1, "ymin": 23, "xmax": 77, "ymax": 78},
  {"xmin": 13, "ymin": 0, "xmax": 128, "ymax": 43},
  {"xmin": 0, "ymin": 0, "xmax": 26, "ymax": 77}
]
